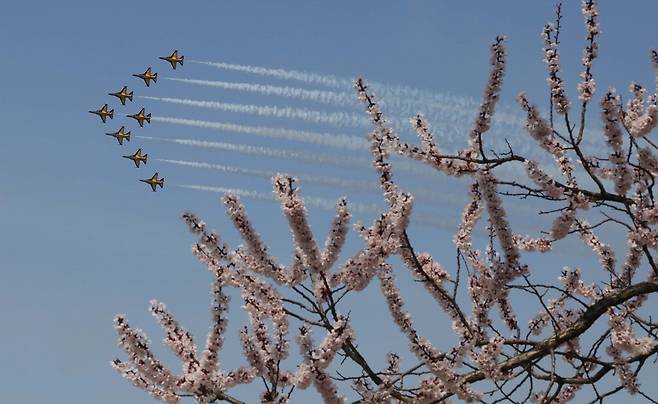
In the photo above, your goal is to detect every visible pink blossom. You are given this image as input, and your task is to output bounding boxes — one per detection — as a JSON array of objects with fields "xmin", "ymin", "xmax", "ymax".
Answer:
[
  {"xmin": 578, "ymin": 0, "xmax": 600, "ymax": 101},
  {"xmin": 542, "ymin": 21, "xmax": 570, "ymax": 113},
  {"xmin": 466, "ymin": 36, "xmax": 507, "ymax": 157}
]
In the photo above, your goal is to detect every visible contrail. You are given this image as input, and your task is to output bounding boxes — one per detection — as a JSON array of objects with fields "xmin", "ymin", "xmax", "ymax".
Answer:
[
  {"xmin": 178, "ymin": 184, "xmax": 456, "ymax": 230},
  {"xmin": 178, "ymin": 184, "xmax": 377, "ymax": 214},
  {"xmin": 189, "ymin": 60, "xmax": 526, "ymax": 128},
  {"xmin": 137, "ymin": 135, "xmax": 434, "ymax": 177},
  {"xmin": 138, "ymin": 96, "xmax": 368, "ymax": 128},
  {"xmin": 189, "ymin": 60, "xmax": 351, "ymax": 89},
  {"xmin": 136, "ymin": 136, "xmax": 370, "ymax": 169},
  {"xmin": 151, "ymin": 116, "xmax": 369, "ymax": 151},
  {"xmin": 157, "ymin": 158, "xmax": 379, "ymax": 193},
  {"xmin": 150, "ymin": 116, "xmax": 523, "ymax": 169},
  {"xmin": 156, "ymin": 158, "xmax": 458, "ymax": 203},
  {"xmin": 162, "ymin": 77, "xmax": 354, "ymax": 107},
  {"xmin": 161, "ymin": 77, "xmax": 521, "ymax": 131}
]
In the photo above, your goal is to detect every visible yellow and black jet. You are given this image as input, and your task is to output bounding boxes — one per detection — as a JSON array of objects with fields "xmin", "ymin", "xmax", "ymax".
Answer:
[
  {"xmin": 106, "ymin": 126, "xmax": 131, "ymax": 145},
  {"xmin": 89, "ymin": 104, "xmax": 114, "ymax": 123},
  {"xmin": 132, "ymin": 67, "xmax": 158, "ymax": 87},
  {"xmin": 108, "ymin": 86, "xmax": 133, "ymax": 105},
  {"xmin": 159, "ymin": 50, "xmax": 184, "ymax": 70},
  {"xmin": 140, "ymin": 172, "xmax": 164, "ymax": 192},
  {"xmin": 127, "ymin": 108, "xmax": 151, "ymax": 127},
  {"xmin": 122, "ymin": 148, "xmax": 148, "ymax": 168}
]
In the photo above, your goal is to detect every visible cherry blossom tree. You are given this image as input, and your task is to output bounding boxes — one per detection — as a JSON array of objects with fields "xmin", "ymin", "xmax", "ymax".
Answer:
[{"xmin": 111, "ymin": 1, "xmax": 658, "ymax": 402}]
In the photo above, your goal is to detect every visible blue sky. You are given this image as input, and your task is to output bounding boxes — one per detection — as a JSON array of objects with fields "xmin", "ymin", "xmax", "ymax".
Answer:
[{"xmin": 1, "ymin": 1, "xmax": 657, "ymax": 403}]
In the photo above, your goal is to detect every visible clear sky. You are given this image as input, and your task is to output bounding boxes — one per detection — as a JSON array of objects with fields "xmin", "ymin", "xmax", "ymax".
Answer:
[{"xmin": 1, "ymin": 1, "xmax": 657, "ymax": 403}]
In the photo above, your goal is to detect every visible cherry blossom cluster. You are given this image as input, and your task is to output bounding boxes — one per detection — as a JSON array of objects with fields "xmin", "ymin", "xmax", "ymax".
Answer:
[
  {"xmin": 607, "ymin": 308, "xmax": 655, "ymax": 393},
  {"xmin": 455, "ymin": 182, "xmax": 483, "ymax": 251},
  {"xmin": 148, "ymin": 301, "xmax": 201, "ymax": 386},
  {"xmin": 576, "ymin": 220, "xmax": 616, "ymax": 275},
  {"xmin": 112, "ymin": 315, "xmax": 180, "ymax": 403},
  {"xmin": 377, "ymin": 265, "xmax": 480, "ymax": 402},
  {"xmin": 408, "ymin": 114, "xmax": 472, "ymax": 176},
  {"xmin": 353, "ymin": 37, "xmax": 509, "ymax": 178},
  {"xmin": 532, "ymin": 384, "xmax": 582, "ymax": 404},
  {"xmin": 293, "ymin": 320, "xmax": 352, "ymax": 404},
  {"xmin": 542, "ymin": 15, "xmax": 570, "ymax": 113},
  {"xmin": 466, "ymin": 36, "xmax": 507, "ymax": 156},
  {"xmin": 222, "ymin": 194, "xmax": 291, "ymax": 284},
  {"xmin": 517, "ymin": 93, "xmax": 576, "ymax": 187},
  {"xmin": 472, "ymin": 170, "xmax": 529, "ymax": 331},
  {"xmin": 328, "ymin": 191, "xmax": 413, "ymax": 291},
  {"xmin": 528, "ymin": 268, "xmax": 599, "ymax": 336},
  {"xmin": 523, "ymin": 159, "xmax": 564, "ymax": 199},
  {"xmin": 623, "ymin": 51, "xmax": 658, "ymax": 138},
  {"xmin": 577, "ymin": 0, "xmax": 599, "ymax": 101},
  {"xmin": 114, "ymin": 176, "xmax": 364, "ymax": 402},
  {"xmin": 470, "ymin": 336, "xmax": 509, "ymax": 380},
  {"xmin": 351, "ymin": 353, "xmax": 401, "ymax": 403},
  {"xmin": 601, "ymin": 90, "xmax": 633, "ymax": 194}
]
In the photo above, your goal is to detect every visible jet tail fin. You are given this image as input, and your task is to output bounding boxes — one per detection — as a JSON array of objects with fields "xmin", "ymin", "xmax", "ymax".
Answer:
[
  {"xmin": 153, "ymin": 73, "xmax": 158, "ymax": 83},
  {"xmin": 159, "ymin": 177, "xmax": 165, "ymax": 188},
  {"xmin": 179, "ymin": 56, "xmax": 184, "ymax": 66},
  {"xmin": 146, "ymin": 113, "xmax": 152, "ymax": 123},
  {"xmin": 143, "ymin": 154, "xmax": 148, "ymax": 164},
  {"xmin": 109, "ymin": 109, "xmax": 114, "ymax": 119},
  {"xmin": 128, "ymin": 92, "xmax": 134, "ymax": 101}
]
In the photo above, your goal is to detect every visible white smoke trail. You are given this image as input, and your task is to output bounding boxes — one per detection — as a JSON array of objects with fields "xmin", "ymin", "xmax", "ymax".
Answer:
[
  {"xmin": 136, "ymin": 136, "xmax": 370, "ymax": 169},
  {"xmin": 151, "ymin": 116, "xmax": 369, "ymax": 151},
  {"xmin": 178, "ymin": 184, "xmax": 376, "ymax": 214},
  {"xmin": 161, "ymin": 77, "xmax": 519, "ymax": 134},
  {"xmin": 157, "ymin": 158, "xmax": 461, "ymax": 203},
  {"xmin": 187, "ymin": 61, "xmax": 610, "ymax": 151},
  {"xmin": 189, "ymin": 60, "xmax": 351, "ymax": 89},
  {"xmin": 138, "ymin": 135, "xmax": 433, "ymax": 176},
  {"xmin": 158, "ymin": 158, "xmax": 379, "ymax": 192},
  {"xmin": 138, "ymin": 96, "xmax": 368, "ymax": 128},
  {"xmin": 149, "ymin": 86, "xmax": 531, "ymax": 159},
  {"xmin": 189, "ymin": 60, "xmax": 526, "ymax": 128},
  {"xmin": 162, "ymin": 77, "xmax": 354, "ymax": 107},
  {"xmin": 149, "ymin": 117, "xmax": 513, "ymax": 178},
  {"xmin": 178, "ymin": 184, "xmax": 455, "ymax": 230}
]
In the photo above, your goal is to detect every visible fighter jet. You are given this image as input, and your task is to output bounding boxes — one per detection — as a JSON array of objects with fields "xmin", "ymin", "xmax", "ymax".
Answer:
[
  {"xmin": 89, "ymin": 104, "xmax": 114, "ymax": 123},
  {"xmin": 127, "ymin": 108, "xmax": 151, "ymax": 127},
  {"xmin": 122, "ymin": 148, "xmax": 148, "ymax": 168},
  {"xmin": 140, "ymin": 172, "xmax": 164, "ymax": 192},
  {"xmin": 159, "ymin": 50, "xmax": 184, "ymax": 70},
  {"xmin": 133, "ymin": 67, "xmax": 158, "ymax": 87},
  {"xmin": 108, "ymin": 86, "xmax": 133, "ymax": 105},
  {"xmin": 106, "ymin": 126, "xmax": 131, "ymax": 145}
]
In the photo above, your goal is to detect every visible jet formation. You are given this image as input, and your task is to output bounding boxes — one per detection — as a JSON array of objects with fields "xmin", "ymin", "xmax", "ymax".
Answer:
[{"xmin": 89, "ymin": 49, "xmax": 184, "ymax": 192}]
